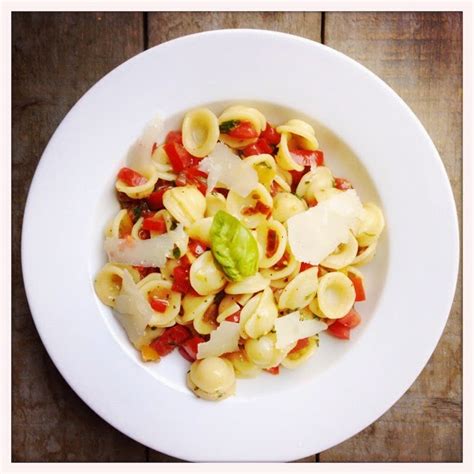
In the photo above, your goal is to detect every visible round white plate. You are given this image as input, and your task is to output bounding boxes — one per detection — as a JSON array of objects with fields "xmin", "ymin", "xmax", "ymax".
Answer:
[{"xmin": 22, "ymin": 30, "xmax": 459, "ymax": 462}]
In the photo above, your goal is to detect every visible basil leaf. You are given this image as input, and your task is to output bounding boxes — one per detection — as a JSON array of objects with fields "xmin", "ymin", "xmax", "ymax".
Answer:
[
  {"xmin": 210, "ymin": 211, "xmax": 259, "ymax": 281},
  {"xmin": 219, "ymin": 119, "xmax": 240, "ymax": 134}
]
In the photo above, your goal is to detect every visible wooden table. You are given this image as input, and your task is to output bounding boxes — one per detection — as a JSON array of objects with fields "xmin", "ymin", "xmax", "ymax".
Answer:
[{"xmin": 12, "ymin": 11, "xmax": 462, "ymax": 463}]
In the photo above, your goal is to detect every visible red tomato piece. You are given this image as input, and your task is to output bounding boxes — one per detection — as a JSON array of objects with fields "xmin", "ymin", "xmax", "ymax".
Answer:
[
  {"xmin": 188, "ymin": 239, "xmax": 208, "ymax": 257},
  {"xmin": 146, "ymin": 186, "xmax": 172, "ymax": 211},
  {"xmin": 172, "ymin": 264, "xmax": 192, "ymax": 294},
  {"xmin": 348, "ymin": 272, "xmax": 366, "ymax": 301},
  {"xmin": 227, "ymin": 121, "xmax": 258, "ymax": 139},
  {"xmin": 225, "ymin": 310, "xmax": 241, "ymax": 323},
  {"xmin": 289, "ymin": 168, "xmax": 308, "ymax": 192},
  {"xmin": 300, "ymin": 262, "xmax": 315, "ymax": 271},
  {"xmin": 290, "ymin": 149, "xmax": 324, "ymax": 167},
  {"xmin": 338, "ymin": 308, "xmax": 361, "ymax": 329},
  {"xmin": 150, "ymin": 325, "xmax": 191, "ymax": 356},
  {"xmin": 164, "ymin": 142, "xmax": 199, "ymax": 172},
  {"xmin": 149, "ymin": 297, "xmax": 169, "ymax": 313},
  {"xmin": 260, "ymin": 122, "xmax": 281, "ymax": 145},
  {"xmin": 165, "ymin": 130, "xmax": 183, "ymax": 145},
  {"xmin": 175, "ymin": 166, "xmax": 208, "ymax": 195},
  {"xmin": 142, "ymin": 216, "xmax": 167, "ymax": 233},
  {"xmin": 327, "ymin": 321, "xmax": 351, "ymax": 340},
  {"xmin": 179, "ymin": 336, "xmax": 205, "ymax": 362},
  {"xmin": 289, "ymin": 338, "xmax": 310, "ymax": 354},
  {"xmin": 117, "ymin": 167, "xmax": 147, "ymax": 187},
  {"xmin": 334, "ymin": 177, "xmax": 353, "ymax": 190},
  {"xmin": 265, "ymin": 366, "xmax": 280, "ymax": 375},
  {"xmin": 242, "ymin": 138, "xmax": 274, "ymax": 157}
]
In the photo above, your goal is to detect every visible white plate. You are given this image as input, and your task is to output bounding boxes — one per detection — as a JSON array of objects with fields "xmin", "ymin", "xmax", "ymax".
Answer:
[{"xmin": 22, "ymin": 30, "xmax": 459, "ymax": 462}]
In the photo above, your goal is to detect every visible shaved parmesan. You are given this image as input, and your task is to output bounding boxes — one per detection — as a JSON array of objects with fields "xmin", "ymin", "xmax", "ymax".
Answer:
[
  {"xmin": 197, "ymin": 321, "xmax": 240, "ymax": 359},
  {"xmin": 127, "ymin": 114, "xmax": 164, "ymax": 174},
  {"xmin": 198, "ymin": 142, "xmax": 258, "ymax": 197},
  {"xmin": 275, "ymin": 311, "xmax": 328, "ymax": 350},
  {"xmin": 114, "ymin": 270, "xmax": 154, "ymax": 346},
  {"xmin": 287, "ymin": 189, "xmax": 363, "ymax": 265},
  {"xmin": 104, "ymin": 224, "xmax": 188, "ymax": 267}
]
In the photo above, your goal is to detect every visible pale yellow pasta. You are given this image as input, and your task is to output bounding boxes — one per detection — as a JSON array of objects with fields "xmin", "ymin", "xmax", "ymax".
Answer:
[
  {"xmin": 352, "ymin": 241, "xmax": 378, "ymax": 266},
  {"xmin": 204, "ymin": 191, "xmax": 226, "ymax": 217},
  {"xmin": 244, "ymin": 154, "xmax": 277, "ymax": 188},
  {"xmin": 355, "ymin": 202, "xmax": 385, "ymax": 247},
  {"xmin": 272, "ymin": 192, "xmax": 307, "ymax": 222},
  {"xmin": 131, "ymin": 210, "xmax": 175, "ymax": 240},
  {"xmin": 260, "ymin": 248, "xmax": 300, "ymax": 280},
  {"xmin": 218, "ymin": 293, "xmax": 253, "ymax": 314},
  {"xmin": 94, "ymin": 263, "xmax": 140, "ymax": 307},
  {"xmin": 216, "ymin": 302, "xmax": 241, "ymax": 323},
  {"xmin": 163, "ymin": 185, "xmax": 206, "ymax": 226},
  {"xmin": 105, "ymin": 209, "xmax": 133, "ymax": 238},
  {"xmin": 160, "ymin": 258, "xmax": 180, "ymax": 282},
  {"xmin": 136, "ymin": 272, "xmax": 163, "ymax": 287},
  {"xmin": 139, "ymin": 278, "xmax": 181, "ymax": 327},
  {"xmin": 239, "ymin": 287, "xmax": 278, "ymax": 339},
  {"xmin": 244, "ymin": 333, "xmax": 295, "ymax": 369},
  {"xmin": 226, "ymin": 183, "xmax": 273, "ymax": 229},
  {"xmin": 255, "ymin": 220, "xmax": 288, "ymax": 268},
  {"xmin": 317, "ymin": 271, "xmax": 355, "ymax": 319},
  {"xmin": 187, "ymin": 357, "xmax": 236, "ymax": 401},
  {"xmin": 320, "ymin": 232, "xmax": 358, "ymax": 270},
  {"xmin": 193, "ymin": 302, "xmax": 218, "ymax": 335},
  {"xmin": 151, "ymin": 145, "xmax": 177, "ymax": 181},
  {"xmin": 224, "ymin": 273, "xmax": 270, "ymax": 295},
  {"xmin": 177, "ymin": 294, "xmax": 215, "ymax": 324},
  {"xmin": 314, "ymin": 187, "xmax": 342, "ymax": 203},
  {"xmin": 308, "ymin": 294, "xmax": 326, "ymax": 318},
  {"xmin": 278, "ymin": 267, "xmax": 319, "ymax": 310},
  {"xmin": 186, "ymin": 216, "xmax": 213, "ymax": 246},
  {"xmin": 115, "ymin": 165, "xmax": 159, "ymax": 199},
  {"xmin": 225, "ymin": 350, "xmax": 261, "ymax": 378},
  {"xmin": 281, "ymin": 336, "xmax": 318, "ymax": 369},
  {"xmin": 272, "ymin": 171, "xmax": 292, "ymax": 194},
  {"xmin": 269, "ymin": 263, "xmax": 301, "ymax": 289},
  {"xmin": 182, "ymin": 108, "xmax": 220, "ymax": 158},
  {"xmin": 190, "ymin": 251, "xmax": 226, "ymax": 296},
  {"xmin": 218, "ymin": 105, "xmax": 266, "ymax": 149},
  {"xmin": 133, "ymin": 326, "xmax": 166, "ymax": 350}
]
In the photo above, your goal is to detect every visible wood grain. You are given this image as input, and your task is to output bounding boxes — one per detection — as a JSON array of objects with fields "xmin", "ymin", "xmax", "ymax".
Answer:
[
  {"xmin": 12, "ymin": 12, "xmax": 146, "ymax": 462},
  {"xmin": 319, "ymin": 12, "xmax": 462, "ymax": 462}
]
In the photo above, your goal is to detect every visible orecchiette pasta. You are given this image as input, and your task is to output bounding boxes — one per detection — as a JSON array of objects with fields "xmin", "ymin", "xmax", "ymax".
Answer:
[{"xmin": 96, "ymin": 104, "xmax": 385, "ymax": 401}]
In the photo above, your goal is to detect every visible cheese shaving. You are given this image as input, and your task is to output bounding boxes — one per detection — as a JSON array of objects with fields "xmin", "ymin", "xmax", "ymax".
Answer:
[
  {"xmin": 198, "ymin": 142, "xmax": 258, "ymax": 197},
  {"xmin": 196, "ymin": 321, "xmax": 240, "ymax": 359},
  {"xmin": 274, "ymin": 311, "xmax": 328, "ymax": 349},
  {"xmin": 104, "ymin": 224, "xmax": 188, "ymax": 267},
  {"xmin": 127, "ymin": 114, "xmax": 164, "ymax": 174},
  {"xmin": 287, "ymin": 189, "xmax": 363, "ymax": 265},
  {"xmin": 114, "ymin": 270, "xmax": 154, "ymax": 346}
]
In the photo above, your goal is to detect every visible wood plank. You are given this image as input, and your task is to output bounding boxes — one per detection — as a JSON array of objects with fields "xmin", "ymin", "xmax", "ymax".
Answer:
[
  {"xmin": 147, "ymin": 11, "xmax": 322, "ymax": 46},
  {"xmin": 12, "ymin": 12, "xmax": 146, "ymax": 462},
  {"xmin": 319, "ymin": 12, "xmax": 462, "ymax": 462},
  {"xmin": 146, "ymin": 11, "xmax": 323, "ymax": 462}
]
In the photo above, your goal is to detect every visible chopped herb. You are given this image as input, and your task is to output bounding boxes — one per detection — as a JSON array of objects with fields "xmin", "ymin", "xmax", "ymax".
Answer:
[
  {"xmin": 172, "ymin": 246, "xmax": 181, "ymax": 259},
  {"xmin": 304, "ymin": 293, "xmax": 313, "ymax": 300},
  {"xmin": 170, "ymin": 220, "xmax": 178, "ymax": 230},
  {"xmin": 219, "ymin": 119, "xmax": 240, "ymax": 134}
]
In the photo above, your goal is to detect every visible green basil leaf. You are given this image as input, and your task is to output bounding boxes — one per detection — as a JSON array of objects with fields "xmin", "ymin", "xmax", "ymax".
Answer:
[
  {"xmin": 210, "ymin": 210, "xmax": 259, "ymax": 282},
  {"xmin": 219, "ymin": 119, "xmax": 240, "ymax": 134}
]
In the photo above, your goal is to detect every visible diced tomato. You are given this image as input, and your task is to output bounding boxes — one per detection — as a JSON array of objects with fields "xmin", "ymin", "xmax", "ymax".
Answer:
[
  {"xmin": 142, "ymin": 216, "xmax": 167, "ymax": 233},
  {"xmin": 117, "ymin": 167, "xmax": 147, "ymax": 187},
  {"xmin": 242, "ymin": 138, "xmax": 274, "ymax": 157},
  {"xmin": 265, "ymin": 229, "xmax": 278, "ymax": 258},
  {"xmin": 338, "ymin": 308, "xmax": 361, "ymax": 329},
  {"xmin": 327, "ymin": 321, "xmax": 351, "ymax": 340},
  {"xmin": 179, "ymin": 335, "xmax": 205, "ymax": 362},
  {"xmin": 289, "ymin": 168, "xmax": 308, "ymax": 192},
  {"xmin": 348, "ymin": 272, "xmax": 366, "ymax": 301},
  {"xmin": 188, "ymin": 239, "xmax": 207, "ymax": 257},
  {"xmin": 260, "ymin": 123, "xmax": 281, "ymax": 145},
  {"xmin": 164, "ymin": 142, "xmax": 199, "ymax": 172},
  {"xmin": 300, "ymin": 262, "xmax": 315, "ymax": 272},
  {"xmin": 149, "ymin": 297, "xmax": 169, "ymax": 313},
  {"xmin": 146, "ymin": 186, "xmax": 172, "ymax": 211},
  {"xmin": 265, "ymin": 366, "xmax": 280, "ymax": 375},
  {"xmin": 289, "ymin": 338, "xmax": 310, "ymax": 354},
  {"xmin": 175, "ymin": 166, "xmax": 208, "ymax": 195},
  {"xmin": 334, "ymin": 177, "xmax": 352, "ymax": 190},
  {"xmin": 290, "ymin": 149, "xmax": 324, "ymax": 167},
  {"xmin": 227, "ymin": 121, "xmax": 259, "ymax": 139},
  {"xmin": 172, "ymin": 264, "xmax": 192, "ymax": 294},
  {"xmin": 318, "ymin": 266, "xmax": 328, "ymax": 278},
  {"xmin": 150, "ymin": 325, "xmax": 191, "ymax": 356},
  {"xmin": 225, "ymin": 310, "xmax": 241, "ymax": 323},
  {"xmin": 165, "ymin": 130, "xmax": 183, "ymax": 145}
]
